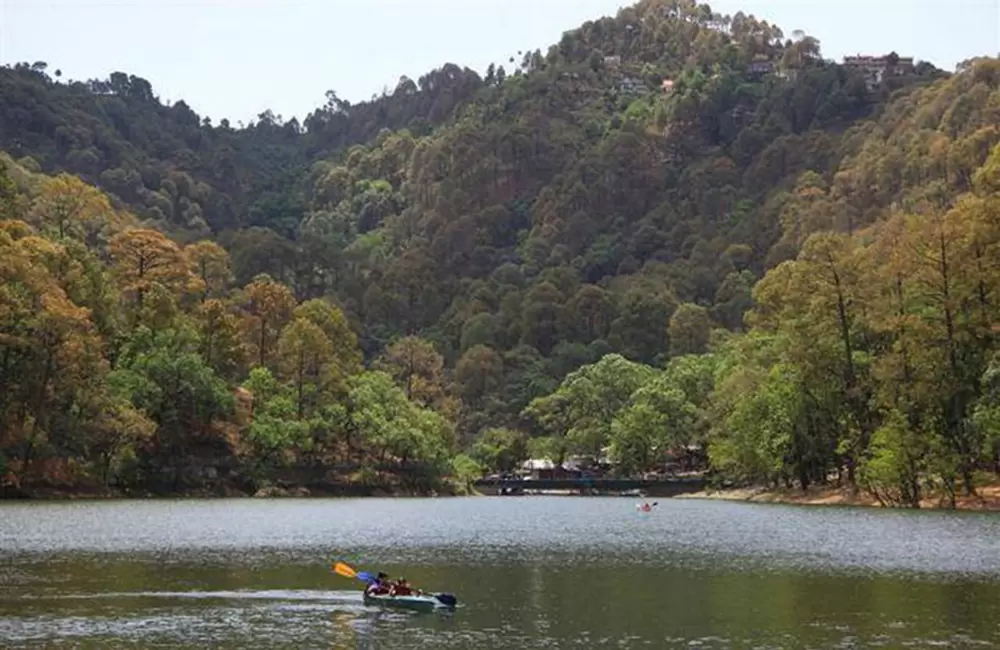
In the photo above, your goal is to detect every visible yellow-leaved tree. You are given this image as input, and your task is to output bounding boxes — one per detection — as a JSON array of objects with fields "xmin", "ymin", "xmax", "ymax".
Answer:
[
  {"xmin": 108, "ymin": 228, "xmax": 197, "ymax": 324},
  {"xmin": 240, "ymin": 274, "xmax": 296, "ymax": 369},
  {"xmin": 30, "ymin": 173, "xmax": 127, "ymax": 242},
  {"xmin": 185, "ymin": 240, "xmax": 232, "ymax": 301}
]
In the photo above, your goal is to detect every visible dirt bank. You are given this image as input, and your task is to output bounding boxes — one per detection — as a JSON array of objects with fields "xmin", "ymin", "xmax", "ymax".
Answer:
[{"xmin": 676, "ymin": 484, "xmax": 1000, "ymax": 511}]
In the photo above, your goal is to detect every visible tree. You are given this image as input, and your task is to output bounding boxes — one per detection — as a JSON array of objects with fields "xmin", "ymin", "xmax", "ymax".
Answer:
[
  {"xmin": 521, "ymin": 282, "xmax": 564, "ymax": 355},
  {"xmin": 375, "ymin": 335, "xmax": 452, "ymax": 412},
  {"xmin": 112, "ymin": 326, "xmax": 234, "ymax": 490},
  {"xmin": 342, "ymin": 371, "xmax": 454, "ymax": 469},
  {"xmin": 0, "ymin": 159, "xmax": 27, "ymax": 221},
  {"xmin": 455, "ymin": 344, "xmax": 504, "ymax": 406},
  {"xmin": 241, "ymin": 366, "xmax": 311, "ymax": 470},
  {"xmin": 526, "ymin": 436, "xmax": 567, "ymax": 465},
  {"xmin": 668, "ymin": 303, "xmax": 712, "ymax": 356},
  {"xmin": 749, "ymin": 232, "xmax": 876, "ymax": 489},
  {"xmin": 565, "ymin": 284, "xmax": 615, "ymax": 341},
  {"xmin": 608, "ymin": 284, "xmax": 676, "ymax": 364},
  {"xmin": 523, "ymin": 354, "xmax": 658, "ymax": 458},
  {"xmin": 241, "ymin": 274, "xmax": 296, "ymax": 368},
  {"xmin": 85, "ymin": 396, "xmax": 156, "ymax": 487},
  {"xmin": 109, "ymin": 228, "xmax": 195, "ymax": 317},
  {"xmin": 195, "ymin": 298, "xmax": 245, "ymax": 379},
  {"xmin": 293, "ymin": 298, "xmax": 363, "ymax": 386},
  {"xmin": 277, "ymin": 318, "xmax": 335, "ymax": 420},
  {"xmin": 611, "ymin": 376, "xmax": 698, "ymax": 476},
  {"xmin": 469, "ymin": 427, "xmax": 526, "ymax": 472},
  {"xmin": 0, "ymin": 229, "xmax": 103, "ymax": 485},
  {"xmin": 451, "ymin": 453, "xmax": 484, "ymax": 491},
  {"xmin": 185, "ymin": 240, "xmax": 232, "ymax": 300},
  {"xmin": 709, "ymin": 347, "xmax": 803, "ymax": 488},
  {"xmin": 30, "ymin": 173, "xmax": 117, "ymax": 241}
]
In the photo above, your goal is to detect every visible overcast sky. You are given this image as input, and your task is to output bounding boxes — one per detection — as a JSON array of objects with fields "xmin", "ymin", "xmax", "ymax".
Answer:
[{"xmin": 2, "ymin": 0, "xmax": 998, "ymax": 124}]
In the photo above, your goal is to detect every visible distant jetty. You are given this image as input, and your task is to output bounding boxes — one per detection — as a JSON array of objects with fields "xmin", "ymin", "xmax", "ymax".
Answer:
[{"xmin": 473, "ymin": 476, "xmax": 707, "ymax": 497}]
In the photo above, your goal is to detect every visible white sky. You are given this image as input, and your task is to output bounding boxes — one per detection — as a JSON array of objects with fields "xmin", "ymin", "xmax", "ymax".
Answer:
[{"xmin": 2, "ymin": 0, "xmax": 998, "ymax": 124}]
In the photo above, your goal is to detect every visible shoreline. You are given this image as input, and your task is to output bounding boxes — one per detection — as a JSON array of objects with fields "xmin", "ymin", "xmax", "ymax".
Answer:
[
  {"xmin": 0, "ymin": 482, "xmax": 467, "ymax": 501},
  {"xmin": 676, "ymin": 484, "xmax": 1000, "ymax": 511},
  {"xmin": 9, "ymin": 482, "xmax": 1000, "ymax": 510}
]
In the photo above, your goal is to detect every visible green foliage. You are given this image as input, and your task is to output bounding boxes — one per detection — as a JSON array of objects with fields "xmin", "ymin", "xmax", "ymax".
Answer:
[
  {"xmin": 524, "ymin": 354, "xmax": 659, "ymax": 457},
  {"xmin": 710, "ymin": 359, "xmax": 800, "ymax": 487},
  {"xmin": 469, "ymin": 428, "xmax": 526, "ymax": 472},
  {"xmin": 610, "ymin": 379, "xmax": 696, "ymax": 475},
  {"xmin": 858, "ymin": 409, "xmax": 927, "ymax": 508},
  {"xmin": 450, "ymin": 453, "xmax": 484, "ymax": 492},
  {"xmin": 342, "ymin": 371, "xmax": 455, "ymax": 471},
  {"xmin": 2, "ymin": 6, "xmax": 999, "ymax": 503},
  {"xmin": 242, "ymin": 366, "xmax": 311, "ymax": 467},
  {"xmin": 526, "ymin": 436, "xmax": 567, "ymax": 464},
  {"xmin": 0, "ymin": 158, "xmax": 462, "ymax": 493}
]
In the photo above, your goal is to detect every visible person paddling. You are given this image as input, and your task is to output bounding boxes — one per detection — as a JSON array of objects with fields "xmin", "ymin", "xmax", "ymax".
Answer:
[{"xmin": 365, "ymin": 572, "xmax": 391, "ymax": 596}]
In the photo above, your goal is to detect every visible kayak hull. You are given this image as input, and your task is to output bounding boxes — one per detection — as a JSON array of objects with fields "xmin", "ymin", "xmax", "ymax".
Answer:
[{"xmin": 363, "ymin": 592, "xmax": 440, "ymax": 612}]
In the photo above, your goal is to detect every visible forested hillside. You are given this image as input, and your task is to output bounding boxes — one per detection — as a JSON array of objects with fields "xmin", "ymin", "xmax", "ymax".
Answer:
[{"xmin": 2, "ymin": 0, "xmax": 999, "ymax": 505}]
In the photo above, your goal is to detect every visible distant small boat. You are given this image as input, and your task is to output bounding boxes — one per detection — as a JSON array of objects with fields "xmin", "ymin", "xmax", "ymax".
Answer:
[{"xmin": 635, "ymin": 501, "xmax": 659, "ymax": 512}]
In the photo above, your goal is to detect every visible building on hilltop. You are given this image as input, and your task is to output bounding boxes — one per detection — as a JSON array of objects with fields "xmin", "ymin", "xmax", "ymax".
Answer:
[
  {"xmin": 842, "ymin": 53, "xmax": 915, "ymax": 90},
  {"xmin": 747, "ymin": 56, "xmax": 775, "ymax": 77},
  {"xmin": 619, "ymin": 75, "xmax": 649, "ymax": 95}
]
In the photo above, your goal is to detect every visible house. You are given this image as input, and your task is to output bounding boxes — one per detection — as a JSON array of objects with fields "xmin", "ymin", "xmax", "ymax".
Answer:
[
  {"xmin": 729, "ymin": 103, "xmax": 750, "ymax": 125},
  {"xmin": 519, "ymin": 458, "xmax": 584, "ymax": 480},
  {"xmin": 619, "ymin": 75, "xmax": 649, "ymax": 94},
  {"xmin": 747, "ymin": 57, "xmax": 775, "ymax": 77},
  {"xmin": 663, "ymin": 444, "xmax": 708, "ymax": 473},
  {"xmin": 776, "ymin": 68, "xmax": 799, "ymax": 82},
  {"xmin": 842, "ymin": 54, "xmax": 915, "ymax": 90}
]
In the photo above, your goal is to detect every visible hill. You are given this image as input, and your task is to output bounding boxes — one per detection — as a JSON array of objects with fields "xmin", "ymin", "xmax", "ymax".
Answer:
[{"xmin": 1, "ymin": 0, "xmax": 999, "ymax": 504}]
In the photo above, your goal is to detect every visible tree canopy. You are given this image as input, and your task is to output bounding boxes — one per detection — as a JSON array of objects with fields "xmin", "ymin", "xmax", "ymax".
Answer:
[{"xmin": 1, "ymin": 0, "xmax": 998, "ymax": 504}]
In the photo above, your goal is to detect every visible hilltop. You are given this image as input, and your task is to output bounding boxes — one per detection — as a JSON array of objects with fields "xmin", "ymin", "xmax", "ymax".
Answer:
[{"xmin": 2, "ymin": 0, "xmax": 999, "ymax": 505}]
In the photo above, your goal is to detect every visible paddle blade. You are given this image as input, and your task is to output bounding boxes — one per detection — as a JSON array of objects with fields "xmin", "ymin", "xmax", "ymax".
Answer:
[
  {"xmin": 332, "ymin": 562, "xmax": 357, "ymax": 579},
  {"xmin": 356, "ymin": 571, "xmax": 375, "ymax": 583},
  {"xmin": 434, "ymin": 593, "xmax": 458, "ymax": 608}
]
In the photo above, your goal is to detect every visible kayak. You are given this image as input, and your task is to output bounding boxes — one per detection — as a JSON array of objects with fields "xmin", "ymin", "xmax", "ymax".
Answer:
[
  {"xmin": 334, "ymin": 561, "xmax": 459, "ymax": 611},
  {"xmin": 363, "ymin": 591, "xmax": 442, "ymax": 612}
]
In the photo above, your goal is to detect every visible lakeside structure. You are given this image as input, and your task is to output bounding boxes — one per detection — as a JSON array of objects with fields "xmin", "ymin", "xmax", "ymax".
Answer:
[
  {"xmin": 475, "ymin": 474, "xmax": 708, "ymax": 497},
  {"xmin": 476, "ymin": 445, "xmax": 709, "ymax": 496}
]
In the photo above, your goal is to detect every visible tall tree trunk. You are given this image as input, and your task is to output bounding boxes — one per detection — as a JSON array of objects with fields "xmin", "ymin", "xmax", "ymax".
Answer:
[
  {"xmin": 938, "ymin": 229, "xmax": 976, "ymax": 496},
  {"xmin": 830, "ymin": 260, "xmax": 870, "ymax": 494},
  {"xmin": 258, "ymin": 318, "xmax": 267, "ymax": 368}
]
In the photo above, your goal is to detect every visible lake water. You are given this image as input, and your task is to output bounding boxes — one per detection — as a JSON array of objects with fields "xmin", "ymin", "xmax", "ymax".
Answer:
[{"xmin": 2, "ymin": 497, "xmax": 1000, "ymax": 649}]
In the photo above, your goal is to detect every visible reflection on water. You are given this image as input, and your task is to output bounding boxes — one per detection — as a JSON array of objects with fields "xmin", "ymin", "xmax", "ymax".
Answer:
[{"xmin": 2, "ymin": 497, "xmax": 1000, "ymax": 649}]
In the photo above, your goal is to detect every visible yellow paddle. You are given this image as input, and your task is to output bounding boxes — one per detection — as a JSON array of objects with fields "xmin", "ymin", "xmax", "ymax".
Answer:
[
  {"xmin": 332, "ymin": 561, "xmax": 376, "ymax": 583},
  {"xmin": 332, "ymin": 561, "xmax": 358, "ymax": 580}
]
